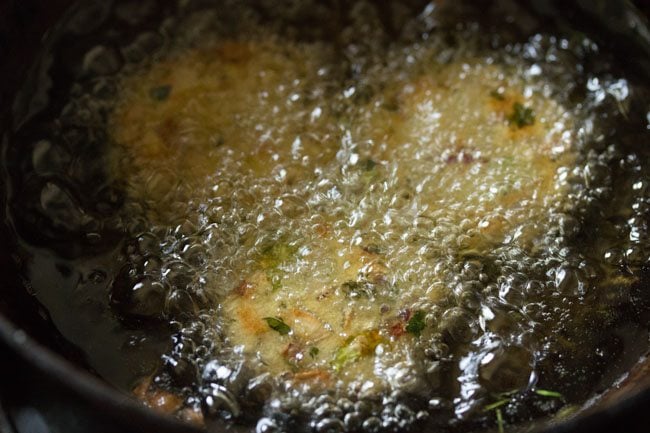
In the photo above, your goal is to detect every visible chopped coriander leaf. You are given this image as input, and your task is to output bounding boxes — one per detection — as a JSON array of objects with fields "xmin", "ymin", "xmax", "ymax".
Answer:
[
  {"xmin": 263, "ymin": 317, "xmax": 291, "ymax": 335},
  {"xmin": 332, "ymin": 330, "xmax": 382, "ymax": 371},
  {"xmin": 309, "ymin": 347, "xmax": 320, "ymax": 359},
  {"xmin": 495, "ymin": 389, "xmax": 519, "ymax": 398},
  {"xmin": 261, "ymin": 242, "xmax": 296, "ymax": 268},
  {"xmin": 333, "ymin": 343, "xmax": 361, "ymax": 371},
  {"xmin": 483, "ymin": 399, "xmax": 509, "ymax": 412},
  {"xmin": 405, "ymin": 310, "xmax": 426, "ymax": 336},
  {"xmin": 496, "ymin": 408, "xmax": 505, "ymax": 433},
  {"xmin": 341, "ymin": 280, "xmax": 375, "ymax": 298},
  {"xmin": 535, "ymin": 389, "xmax": 564, "ymax": 399},
  {"xmin": 508, "ymin": 102, "xmax": 535, "ymax": 128},
  {"xmin": 149, "ymin": 85, "xmax": 172, "ymax": 101}
]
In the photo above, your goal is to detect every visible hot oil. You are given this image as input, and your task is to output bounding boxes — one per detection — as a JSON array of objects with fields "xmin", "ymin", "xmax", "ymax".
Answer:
[{"xmin": 3, "ymin": 1, "xmax": 650, "ymax": 432}]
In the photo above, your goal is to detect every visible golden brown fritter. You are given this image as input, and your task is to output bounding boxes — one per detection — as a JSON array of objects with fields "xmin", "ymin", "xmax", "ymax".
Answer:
[
  {"xmin": 217, "ymin": 63, "xmax": 576, "ymax": 388},
  {"xmin": 358, "ymin": 61, "xmax": 575, "ymax": 250},
  {"xmin": 111, "ymin": 47, "xmax": 576, "ymax": 393},
  {"xmin": 111, "ymin": 38, "xmax": 339, "ymax": 224}
]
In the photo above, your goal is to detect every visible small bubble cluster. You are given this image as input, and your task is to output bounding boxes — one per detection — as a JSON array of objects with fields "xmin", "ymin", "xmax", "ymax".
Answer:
[{"xmin": 4, "ymin": 1, "xmax": 650, "ymax": 433}]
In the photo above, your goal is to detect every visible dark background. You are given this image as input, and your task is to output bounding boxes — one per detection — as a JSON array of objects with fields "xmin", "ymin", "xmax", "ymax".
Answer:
[{"xmin": 0, "ymin": 1, "xmax": 649, "ymax": 433}]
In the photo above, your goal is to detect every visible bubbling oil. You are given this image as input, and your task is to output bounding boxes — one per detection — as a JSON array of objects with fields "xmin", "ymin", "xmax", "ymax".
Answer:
[{"xmin": 4, "ymin": 1, "xmax": 650, "ymax": 433}]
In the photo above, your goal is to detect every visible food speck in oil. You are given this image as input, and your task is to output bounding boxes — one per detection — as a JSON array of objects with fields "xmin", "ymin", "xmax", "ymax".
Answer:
[{"xmin": 4, "ymin": 1, "xmax": 650, "ymax": 433}]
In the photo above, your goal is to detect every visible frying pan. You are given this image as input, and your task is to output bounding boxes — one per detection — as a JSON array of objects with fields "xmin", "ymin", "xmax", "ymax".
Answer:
[{"xmin": 0, "ymin": 1, "xmax": 649, "ymax": 432}]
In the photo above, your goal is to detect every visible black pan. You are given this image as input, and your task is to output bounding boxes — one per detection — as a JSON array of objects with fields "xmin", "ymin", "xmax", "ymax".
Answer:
[{"xmin": 0, "ymin": 1, "xmax": 649, "ymax": 432}]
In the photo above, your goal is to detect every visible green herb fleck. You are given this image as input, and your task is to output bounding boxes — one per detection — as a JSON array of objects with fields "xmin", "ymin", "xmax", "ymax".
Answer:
[
  {"xmin": 309, "ymin": 347, "xmax": 320, "ymax": 359},
  {"xmin": 490, "ymin": 89, "xmax": 505, "ymax": 101},
  {"xmin": 495, "ymin": 408, "xmax": 505, "ymax": 433},
  {"xmin": 212, "ymin": 134, "xmax": 225, "ymax": 147},
  {"xmin": 360, "ymin": 158, "xmax": 377, "ymax": 171},
  {"xmin": 333, "ymin": 342, "xmax": 361, "ymax": 371},
  {"xmin": 342, "ymin": 280, "xmax": 375, "ymax": 299},
  {"xmin": 332, "ymin": 330, "xmax": 381, "ymax": 371},
  {"xmin": 508, "ymin": 102, "xmax": 535, "ymax": 128},
  {"xmin": 260, "ymin": 241, "xmax": 296, "ymax": 292},
  {"xmin": 266, "ymin": 269, "xmax": 283, "ymax": 292},
  {"xmin": 535, "ymin": 389, "xmax": 564, "ymax": 399},
  {"xmin": 483, "ymin": 399, "xmax": 509, "ymax": 412},
  {"xmin": 362, "ymin": 243, "xmax": 382, "ymax": 254},
  {"xmin": 405, "ymin": 310, "xmax": 426, "ymax": 337},
  {"xmin": 261, "ymin": 242, "xmax": 296, "ymax": 268},
  {"xmin": 149, "ymin": 85, "xmax": 172, "ymax": 101},
  {"xmin": 496, "ymin": 389, "xmax": 519, "ymax": 399},
  {"xmin": 263, "ymin": 317, "xmax": 291, "ymax": 335}
]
